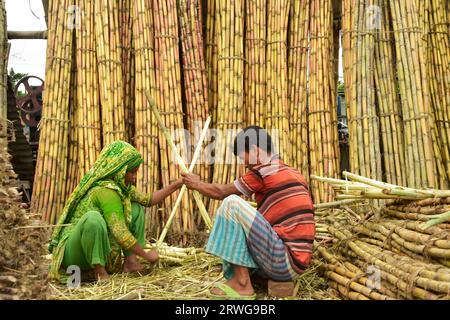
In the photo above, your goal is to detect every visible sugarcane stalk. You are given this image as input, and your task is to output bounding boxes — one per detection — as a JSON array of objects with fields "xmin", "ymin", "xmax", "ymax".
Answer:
[
  {"xmin": 145, "ymin": 91, "xmax": 212, "ymax": 229},
  {"xmin": 157, "ymin": 117, "xmax": 212, "ymax": 246}
]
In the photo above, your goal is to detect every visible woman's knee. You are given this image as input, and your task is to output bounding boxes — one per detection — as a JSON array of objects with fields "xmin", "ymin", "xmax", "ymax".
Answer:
[
  {"xmin": 82, "ymin": 211, "xmax": 107, "ymax": 233},
  {"xmin": 131, "ymin": 202, "xmax": 145, "ymax": 220}
]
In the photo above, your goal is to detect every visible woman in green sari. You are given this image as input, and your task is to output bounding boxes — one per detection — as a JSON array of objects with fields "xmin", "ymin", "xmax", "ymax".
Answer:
[{"xmin": 48, "ymin": 141, "xmax": 183, "ymax": 282}]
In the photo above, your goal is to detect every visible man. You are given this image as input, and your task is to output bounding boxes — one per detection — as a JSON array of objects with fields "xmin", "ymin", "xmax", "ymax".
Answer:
[{"xmin": 182, "ymin": 126, "xmax": 315, "ymax": 299}]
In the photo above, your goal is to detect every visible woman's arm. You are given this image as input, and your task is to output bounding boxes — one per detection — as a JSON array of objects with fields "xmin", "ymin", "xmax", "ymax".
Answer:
[
  {"xmin": 151, "ymin": 178, "xmax": 184, "ymax": 205},
  {"xmin": 181, "ymin": 172, "xmax": 241, "ymax": 200}
]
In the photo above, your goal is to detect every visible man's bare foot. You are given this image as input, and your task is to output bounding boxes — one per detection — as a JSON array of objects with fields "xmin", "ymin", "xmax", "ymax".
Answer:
[
  {"xmin": 123, "ymin": 255, "xmax": 145, "ymax": 273},
  {"xmin": 210, "ymin": 278, "xmax": 255, "ymax": 297},
  {"xmin": 93, "ymin": 265, "xmax": 110, "ymax": 281}
]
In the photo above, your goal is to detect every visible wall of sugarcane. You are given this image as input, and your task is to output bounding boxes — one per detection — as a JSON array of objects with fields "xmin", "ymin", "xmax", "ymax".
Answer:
[
  {"xmin": 342, "ymin": 0, "xmax": 450, "ymax": 189},
  {"xmin": 32, "ymin": 0, "xmax": 450, "ymax": 242}
]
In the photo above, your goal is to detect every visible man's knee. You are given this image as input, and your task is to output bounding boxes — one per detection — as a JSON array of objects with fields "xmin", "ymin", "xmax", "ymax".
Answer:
[
  {"xmin": 82, "ymin": 211, "xmax": 107, "ymax": 233},
  {"xmin": 222, "ymin": 194, "xmax": 244, "ymax": 207}
]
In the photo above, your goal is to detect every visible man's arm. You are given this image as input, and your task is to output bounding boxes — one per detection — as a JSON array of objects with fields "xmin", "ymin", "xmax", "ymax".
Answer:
[{"xmin": 181, "ymin": 172, "xmax": 241, "ymax": 200}]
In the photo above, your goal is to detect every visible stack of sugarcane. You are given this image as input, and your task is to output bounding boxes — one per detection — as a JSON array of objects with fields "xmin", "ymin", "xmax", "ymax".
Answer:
[
  {"xmin": 308, "ymin": 0, "xmax": 340, "ymax": 203},
  {"xmin": 0, "ymin": 0, "xmax": 6, "ymax": 128},
  {"xmin": 177, "ymin": 0, "xmax": 210, "ymax": 209},
  {"xmin": 265, "ymin": 0, "xmax": 290, "ymax": 162},
  {"xmin": 423, "ymin": 0, "xmax": 450, "ymax": 184},
  {"xmin": 312, "ymin": 172, "xmax": 450, "ymax": 299},
  {"xmin": 244, "ymin": 0, "xmax": 266, "ymax": 128},
  {"xmin": 288, "ymin": 0, "xmax": 310, "ymax": 181},
  {"xmin": 373, "ymin": 0, "xmax": 406, "ymax": 186},
  {"xmin": 120, "ymin": 0, "xmax": 135, "ymax": 141},
  {"xmin": 32, "ymin": 0, "xmax": 74, "ymax": 224},
  {"xmin": 95, "ymin": 0, "xmax": 127, "ymax": 145},
  {"xmin": 152, "ymin": 0, "xmax": 194, "ymax": 236},
  {"xmin": 319, "ymin": 225, "xmax": 450, "ymax": 300},
  {"xmin": 132, "ymin": 0, "xmax": 160, "ymax": 234},
  {"xmin": 342, "ymin": 0, "xmax": 382, "ymax": 182},
  {"xmin": 208, "ymin": 0, "xmax": 245, "ymax": 215},
  {"xmin": 389, "ymin": 0, "xmax": 446, "ymax": 189},
  {"xmin": 205, "ymin": 0, "xmax": 218, "ymax": 127}
]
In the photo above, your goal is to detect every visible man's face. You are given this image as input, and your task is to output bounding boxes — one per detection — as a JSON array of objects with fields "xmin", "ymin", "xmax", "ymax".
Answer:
[
  {"xmin": 125, "ymin": 165, "xmax": 139, "ymax": 186},
  {"xmin": 238, "ymin": 145, "xmax": 259, "ymax": 169}
]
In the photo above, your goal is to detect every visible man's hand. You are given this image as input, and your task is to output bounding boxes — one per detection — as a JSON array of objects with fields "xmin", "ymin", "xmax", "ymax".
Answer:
[{"xmin": 181, "ymin": 172, "xmax": 202, "ymax": 190}]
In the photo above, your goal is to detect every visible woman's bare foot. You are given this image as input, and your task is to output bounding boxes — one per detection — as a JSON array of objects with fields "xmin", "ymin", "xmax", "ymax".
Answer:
[
  {"xmin": 93, "ymin": 265, "xmax": 110, "ymax": 281},
  {"xmin": 122, "ymin": 254, "xmax": 145, "ymax": 273}
]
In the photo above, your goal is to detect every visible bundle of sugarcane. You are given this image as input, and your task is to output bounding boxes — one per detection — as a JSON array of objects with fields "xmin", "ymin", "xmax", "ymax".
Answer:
[
  {"xmin": 308, "ymin": 0, "xmax": 340, "ymax": 203},
  {"xmin": 0, "ymin": 0, "xmax": 6, "ymax": 129},
  {"xmin": 352, "ymin": 219, "xmax": 450, "ymax": 266},
  {"xmin": 208, "ymin": 0, "xmax": 245, "ymax": 215},
  {"xmin": 69, "ymin": 0, "xmax": 102, "ymax": 191},
  {"xmin": 389, "ymin": 0, "xmax": 447, "ymax": 189},
  {"xmin": 342, "ymin": 0, "xmax": 382, "ymax": 183},
  {"xmin": 383, "ymin": 198, "xmax": 450, "ymax": 227},
  {"xmin": 425, "ymin": 0, "xmax": 450, "ymax": 183},
  {"xmin": 312, "ymin": 171, "xmax": 450, "ymax": 202},
  {"xmin": 177, "ymin": 0, "xmax": 211, "ymax": 197},
  {"xmin": 244, "ymin": 0, "xmax": 266, "ymax": 128},
  {"xmin": 205, "ymin": 0, "xmax": 218, "ymax": 127},
  {"xmin": 288, "ymin": 0, "xmax": 310, "ymax": 181},
  {"xmin": 372, "ymin": 0, "xmax": 407, "ymax": 186},
  {"xmin": 94, "ymin": 0, "xmax": 127, "ymax": 145},
  {"xmin": 321, "ymin": 225, "xmax": 450, "ymax": 300},
  {"xmin": 132, "ymin": 0, "xmax": 161, "ymax": 235},
  {"xmin": 153, "ymin": 0, "xmax": 194, "ymax": 238},
  {"xmin": 32, "ymin": 0, "xmax": 74, "ymax": 224},
  {"xmin": 119, "ymin": 0, "xmax": 135, "ymax": 141},
  {"xmin": 265, "ymin": 0, "xmax": 290, "ymax": 163}
]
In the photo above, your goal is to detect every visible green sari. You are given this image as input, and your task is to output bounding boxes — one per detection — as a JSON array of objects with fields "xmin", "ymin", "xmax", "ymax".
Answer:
[{"xmin": 48, "ymin": 141, "xmax": 151, "ymax": 282}]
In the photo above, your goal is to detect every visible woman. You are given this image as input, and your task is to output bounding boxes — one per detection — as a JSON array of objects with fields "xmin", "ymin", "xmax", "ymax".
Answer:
[{"xmin": 48, "ymin": 141, "xmax": 183, "ymax": 282}]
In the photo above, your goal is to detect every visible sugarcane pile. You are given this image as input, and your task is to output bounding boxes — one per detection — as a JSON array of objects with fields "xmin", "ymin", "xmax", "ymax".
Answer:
[
  {"xmin": 312, "ymin": 172, "xmax": 450, "ymax": 300},
  {"xmin": 0, "ymin": 119, "xmax": 47, "ymax": 300}
]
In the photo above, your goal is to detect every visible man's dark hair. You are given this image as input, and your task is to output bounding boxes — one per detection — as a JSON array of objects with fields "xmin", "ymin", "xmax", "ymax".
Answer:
[{"xmin": 233, "ymin": 126, "xmax": 274, "ymax": 156}]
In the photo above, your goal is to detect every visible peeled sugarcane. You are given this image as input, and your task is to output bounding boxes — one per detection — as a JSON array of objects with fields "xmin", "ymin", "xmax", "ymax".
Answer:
[
  {"xmin": 153, "ymin": 0, "xmax": 194, "ymax": 237},
  {"xmin": 308, "ymin": 0, "xmax": 340, "ymax": 203},
  {"xmin": 390, "ymin": 0, "xmax": 447, "ymax": 189},
  {"xmin": 265, "ymin": 0, "xmax": 290, "ymax": 162},
  {"xmin": 157, "ymin": 117, "xmax": 211, "ymax": 247},
  {"xmin": 94, "ymin": 0, "xmax": 127, "ymax": 145},
  {"xmin": 288, "ymin": 0, "xmax": 310, "ymax": 180},
  {"xmin": 32, "ymin": 0, "xmax": 74, "ymax": 224},
  {"xmin": 132, "ymin": 0, "xmax": 161, "ymax": 235},
  {"xmin": 244, "ymin": 0, "xmax": 266, "ymax": 128},
  {"xmin": 145, "ymin": 91, "xmax": 212, "ymax": 231},
  {"xmin": 209, "ymin": 0, "xmax": 245, "ymax": 215}
]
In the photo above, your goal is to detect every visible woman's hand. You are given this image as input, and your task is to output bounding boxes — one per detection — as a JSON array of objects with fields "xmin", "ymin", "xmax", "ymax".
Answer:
[
  {"xmin": 143, "ymin": 249, "xmax": 159, "ymax": 263},
  {"xmin": 181, "ymin": 172, "xmax": 202, "ymax": 190}
]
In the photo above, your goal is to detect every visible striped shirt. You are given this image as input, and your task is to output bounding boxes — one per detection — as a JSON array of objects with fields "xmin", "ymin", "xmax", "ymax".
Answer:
[{"xmin": 234, "ymin": 156, "xmax": 315, "ymax": 273}]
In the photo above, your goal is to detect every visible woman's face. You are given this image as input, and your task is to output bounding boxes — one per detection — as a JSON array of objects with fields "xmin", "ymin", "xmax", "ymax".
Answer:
[{"xmin": 125, "ymin": 165, "xmax": 139, "ymax": 186}]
